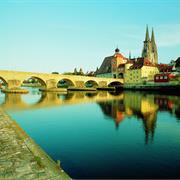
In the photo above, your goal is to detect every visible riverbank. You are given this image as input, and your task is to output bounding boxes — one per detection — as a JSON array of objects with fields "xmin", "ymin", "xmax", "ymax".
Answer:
[
  {"xmin": 123, "ymin": 84, "xmax": 180, "ymax": 92},
  {"xmin": 0, "ymin": 108, "xmax": 70, "ymax": 179}
]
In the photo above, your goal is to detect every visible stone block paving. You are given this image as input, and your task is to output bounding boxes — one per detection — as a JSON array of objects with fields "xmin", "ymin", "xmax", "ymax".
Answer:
[{"xmin": 0, "ymin": 108, "xmax": 70, "ymax": 180}]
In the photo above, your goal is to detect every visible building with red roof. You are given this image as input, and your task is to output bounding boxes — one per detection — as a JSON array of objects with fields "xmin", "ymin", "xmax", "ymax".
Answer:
[
  {"xmin": 157, "ymin": 64, "xmax": 173, "ymax": 73},
  {"xmin": 124, "ymin": 57, "xmax": 159, "ymax": 84},
  {"xmin": 95, "ymin": 48, "xmax": 128, "ymax": 78}
]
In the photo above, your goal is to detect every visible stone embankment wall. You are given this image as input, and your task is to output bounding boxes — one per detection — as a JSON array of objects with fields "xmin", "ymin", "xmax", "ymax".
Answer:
[{"xmin": 0, "ymin": 108, "xmax": 70, "ymax": 179}]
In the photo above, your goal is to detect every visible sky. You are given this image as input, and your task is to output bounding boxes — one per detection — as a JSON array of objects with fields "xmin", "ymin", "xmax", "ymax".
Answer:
[{"xmin": 0, "ymin": 0, "xmax": 180, "ymax": 73}]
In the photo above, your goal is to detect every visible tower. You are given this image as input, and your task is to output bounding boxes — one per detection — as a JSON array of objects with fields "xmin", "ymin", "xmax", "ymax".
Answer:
[
  {"xmin": 129, "ymin": 51, "xmax": 131, "ymax": 60},
  {"xmin": 151, "ymin": 28, "xmax": 158, "ymax": 64},
  {"xmin": 142, "ymin": 26, "xmax": 158, "ymax": 64},
  {"xmin": 111, "ymin": 48, "xmax": 127, "ymax": 78}
]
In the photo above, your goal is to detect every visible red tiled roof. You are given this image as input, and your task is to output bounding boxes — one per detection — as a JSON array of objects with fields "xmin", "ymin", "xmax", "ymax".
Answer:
[
  {"xmin": 157, "ymin": 64, "xmax": 173, "ymax": 72},
  {"xmin": 126, "ymin": 59, "xmax": 135, "ymax": 64},
  {"xmin": 114, "ymin": 53, "xmax": 124, "ymax": 58},
  {"xmin": 129, "ymin": 57, "xmax": 155, "ymax": 69}
]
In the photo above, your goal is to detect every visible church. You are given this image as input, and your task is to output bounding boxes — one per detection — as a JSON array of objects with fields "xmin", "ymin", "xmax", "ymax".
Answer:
[
  {"xmin": 142, "ymin": 26, "xmax": 158, "ymax": 64},
  {"xmin": 95, "ymin": 48, "xmax": 128, "ymax": 78},
  {"xmin": 95, "ymin": 26, "xmax": 159, "ymax": 82}
]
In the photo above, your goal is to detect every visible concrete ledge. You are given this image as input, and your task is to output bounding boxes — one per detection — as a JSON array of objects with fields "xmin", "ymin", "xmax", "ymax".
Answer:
[
  {"xmin": 97, "ymin": 87, "xmax": 115, "ymax": 91},
  {"xmin": 123, "ymin": 84, "xmax": 180, "ymax": 92},
  {"xmin": 1, "ymin": 88, "xmax": 29, "ymax": 94},
  {"xmin": 39, "ymin": 88, "xmax": 67, "ymax": 92},
  {"xmin": 68, "ymin": 87, "xmax": 97, "ymax": 91}
]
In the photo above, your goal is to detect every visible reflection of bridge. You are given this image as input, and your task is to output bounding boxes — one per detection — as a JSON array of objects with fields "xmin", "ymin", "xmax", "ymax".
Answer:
[
  {"xmin": 1, "ymin": 91, "xmax": 124, "ymax": 111},
  {"xmin": 0, "ymin": 70, "xmax": 123, "ymax": 91}
]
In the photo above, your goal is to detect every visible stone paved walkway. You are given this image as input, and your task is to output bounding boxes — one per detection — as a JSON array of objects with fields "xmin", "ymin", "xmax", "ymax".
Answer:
[{"xmin": 0, "ymin": 108, "xmax": 70, "ymax": 180}]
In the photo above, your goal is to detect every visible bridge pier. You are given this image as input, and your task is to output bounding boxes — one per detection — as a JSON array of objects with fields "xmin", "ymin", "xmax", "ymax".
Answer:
[
  {"xmin": 96, "ymin": 81, "xmax": 116, "ymax": 91},
  {"xmin": 39, "ymin": 79, "xmax": 67, "ymax": 93},
  {"xmin": 68, "ymin": 81, "xmax": 96, "ymax": 91},
  {"xmin": 2, "ymin": 80, "xmax": 29, "ymax": 94}
]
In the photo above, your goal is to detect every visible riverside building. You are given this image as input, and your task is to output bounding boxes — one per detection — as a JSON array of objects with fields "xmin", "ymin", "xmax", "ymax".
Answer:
[
  {"xmin": 95, "ymin": 48, "xmax": 128, "ymax": 78},
  {"xmin": 96, "ymin": 26, "xmax": 159, "ymax": 85}
]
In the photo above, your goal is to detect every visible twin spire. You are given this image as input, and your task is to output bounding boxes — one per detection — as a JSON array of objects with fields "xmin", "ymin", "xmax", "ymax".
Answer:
[
  {"xmin": 145, "ymin": 25, "xmax": 155, "ymax": 43},
  {"xmin": 142, "ymin": 25, "xmax": 158, "ymax": 64}
]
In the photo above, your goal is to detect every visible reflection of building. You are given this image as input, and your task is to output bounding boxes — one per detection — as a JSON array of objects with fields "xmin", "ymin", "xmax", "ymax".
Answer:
[
  {"xmin": 124, "ymin": 92, "xmax": 159, "ymax": 143},
  {"xmin": 154, "ymin": 96, "xmax": 174, "ymax": 112},
  {"xmin": 98, "ymin": 100, "xmax": 125, "ymax": 128},
  {"xmin": 140, "ymin": 98, "xmax": 158, "ymax": 143},
  {"xmin": 154, "ymin": 95, "xmax": 180, "ymax": 120},
  {"xmin": 98, "ymin": 92, "xmax": 161, "ymax": 144},
  {"xmin": 96, "ymin": 48, "xmax": 128, "ymax": 78}
]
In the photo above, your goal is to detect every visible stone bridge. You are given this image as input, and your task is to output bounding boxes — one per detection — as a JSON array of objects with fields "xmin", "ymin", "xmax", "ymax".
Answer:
[{"xmin": 0, "ymin": 70, "xmax": 123, "ymax": 92}]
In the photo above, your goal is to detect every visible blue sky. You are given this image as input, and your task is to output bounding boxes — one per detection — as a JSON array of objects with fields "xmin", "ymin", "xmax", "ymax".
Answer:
[{"xmin": 0, "ymin": 0, "xmax": 180, "ymax": 73}]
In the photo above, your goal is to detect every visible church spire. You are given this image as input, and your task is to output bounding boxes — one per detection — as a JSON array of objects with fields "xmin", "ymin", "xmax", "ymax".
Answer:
[
  {"xmin": 129, "ymin": 51, "xmax": 131, "ymax": 60},
  {"xmin": 151, "ymin": 28, "xmax": 155, "ymax": 43},
  {"xmin": 142, "ymin": 26, "xmax": 158, "ymax": 64},
  {"xmin": 151, "ymin": 28, "xmax": 158, "ymax": 64},
  {"xmin": 145, "ymin": 25, "xmax": 150, "ymax": 41}
]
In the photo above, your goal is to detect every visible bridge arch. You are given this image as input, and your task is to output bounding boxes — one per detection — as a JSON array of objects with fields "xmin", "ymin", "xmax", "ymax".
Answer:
[
  {"xmin": 34, "ymin": 92, "xmax": 60, "ymax": 106},
  {"xmin": 22, "ymin": 76, "xmax": 47, "ymax": 88},
  {"xmin": 0, "ymin": 77, "xmax": 8, "ymax": 89},
  {"xmin": 84, "ymin": 80, "xmax": 99, "ymax": 88},
  {"xmin": 108, "ymin": 81, "xmax": 123, "ymax": 87},
  {"xmin": 57, "ymin": 78, "xmax": 75, "ymax": 88},
  {"xmin": 22, "ymin": 92, "xmax": 42, "ymax": 106}
]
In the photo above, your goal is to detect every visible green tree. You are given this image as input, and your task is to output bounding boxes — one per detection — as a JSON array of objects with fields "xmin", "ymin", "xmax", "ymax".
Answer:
[
  {"xmin": 79, "ymin": 68, "xmax": 84, "ymax": 75},
  {"xmin": 73, "ymin": 68, "xmax": 78, "ymax": 75}
]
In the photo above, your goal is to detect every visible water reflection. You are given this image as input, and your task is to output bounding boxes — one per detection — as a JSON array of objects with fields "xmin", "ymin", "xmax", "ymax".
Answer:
[
  {"xmin": 0, "ymin": 90, "xmax": 179, "ymax": 145},
  {"xmin": 1, "ymin": 90, "xmax": 180, "ymax": 119},
  {"xmin": 1, "ymin": 90, "xmax": 180, "ymax": 178},
  {"xmin": 0, "ymin": 90, "xmax": 123, "ymax": 111},
  {"xmin": 98, "ymin": 91, "xmax": 180, "ymax": 144}
]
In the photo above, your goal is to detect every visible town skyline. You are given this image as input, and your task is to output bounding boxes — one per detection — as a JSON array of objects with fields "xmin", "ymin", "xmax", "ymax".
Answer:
[{"xmin": 0, "ymin": 0, "xmax": 180, "ymax": 73}]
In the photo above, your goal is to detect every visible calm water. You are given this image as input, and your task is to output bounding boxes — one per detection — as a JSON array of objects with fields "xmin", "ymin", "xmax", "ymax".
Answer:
[{"xmin": 0, "ymin": 88, "xmax": 180, "ymax": 179}]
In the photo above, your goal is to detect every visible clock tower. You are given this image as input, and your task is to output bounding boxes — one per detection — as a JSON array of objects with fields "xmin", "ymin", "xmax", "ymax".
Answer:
[{"xmin": 111, "ymin": 48, "xmax": 127, "ymax": 78}]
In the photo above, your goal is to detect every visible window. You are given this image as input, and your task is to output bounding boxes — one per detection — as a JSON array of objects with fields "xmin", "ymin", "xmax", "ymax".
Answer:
[
  {"xmin": 160, "ymin": 76, "xmax": 163, "ymax": 80},
  {"xmin": 156, "ymin": 76, "xmax": 159, "ymax": 80},
  {"xmin": 164, "ymin": 76, "xmax": 168, "ymax": 79}
]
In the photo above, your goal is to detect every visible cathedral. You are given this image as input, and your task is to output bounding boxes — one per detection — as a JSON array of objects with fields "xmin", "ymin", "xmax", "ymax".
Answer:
[
  {"xmin": 96, "ymin": 26, "xmax": 158, "ymax": 78},
  {"xmin": 142, "ymin": 26, "xmax": 158, "ymax": 64}
]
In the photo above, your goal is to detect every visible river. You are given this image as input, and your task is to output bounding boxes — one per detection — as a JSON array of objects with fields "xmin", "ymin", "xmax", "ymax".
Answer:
[{"xmin": 0, "ymin": 88, "xmax": 180, "ymax": 179}]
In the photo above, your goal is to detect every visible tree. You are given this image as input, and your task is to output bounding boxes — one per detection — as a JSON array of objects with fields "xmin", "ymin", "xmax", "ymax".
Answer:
[
  {"xmin": 79, "ymin": 68, "xmax": 84, "ymax": 75},
  {"xmin": 52, "ymin": 72, "xmax": 59, "ymax": 74},
  {"xmin": 73, "ymin": 68, "xmax": 78, "ymax": 75}
]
